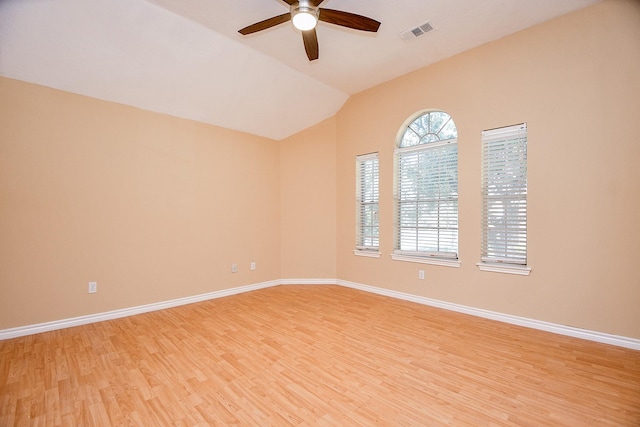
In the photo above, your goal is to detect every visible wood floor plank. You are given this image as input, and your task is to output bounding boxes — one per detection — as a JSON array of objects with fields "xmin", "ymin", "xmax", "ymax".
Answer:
[{"xmin": 1, "ymin": 285, "xmax": 639, "ymax": 426}]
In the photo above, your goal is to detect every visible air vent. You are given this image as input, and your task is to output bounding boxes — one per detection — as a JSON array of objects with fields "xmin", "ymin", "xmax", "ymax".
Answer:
[{"xmin": 399, "ymin": 21, "xmax": 434, "ymax": 41}]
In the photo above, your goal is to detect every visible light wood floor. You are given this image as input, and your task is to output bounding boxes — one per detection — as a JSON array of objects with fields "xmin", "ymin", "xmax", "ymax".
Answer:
[{"xmin": 1, "ymin": 285, "xmax": 639, "ymax": 426}]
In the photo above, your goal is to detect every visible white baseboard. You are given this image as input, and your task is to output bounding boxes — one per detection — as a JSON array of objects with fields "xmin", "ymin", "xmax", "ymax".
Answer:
[
  {"xmin": 2, "ymin": 278, "xmax": 639, "ymax": 351},
  {"xmin": 0, "ymin": 280, "xmax": 280, "ymax": 340},
  {"xmin": 336, "ymin": 279, "xmax": 640, "ymax": 351},
  {"xmin": 280, "ymin": 278, "xmax": 337, "ymax": 285}
]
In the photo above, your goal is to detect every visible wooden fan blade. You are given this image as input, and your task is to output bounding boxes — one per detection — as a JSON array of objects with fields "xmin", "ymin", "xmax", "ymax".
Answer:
[
  {"xmin": 302, "ymin": 29, "xmax": 319, "ymax": 61},
  {"xmin": 281, "ymin": 0, "xmax": 297, "ymax": 4},
  {"xmin": 238, "ymin": 13, "xmax": 290, "ymax": 35},
  {"xmin": 318, "ymin": 9, "xmax": 380, "ymax": 32}
]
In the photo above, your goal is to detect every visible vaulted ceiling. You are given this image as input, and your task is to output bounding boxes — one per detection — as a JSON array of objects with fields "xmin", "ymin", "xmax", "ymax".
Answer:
[{"xmin": 0, "ymin": 0, "xmax": 599, "ymax": 140}]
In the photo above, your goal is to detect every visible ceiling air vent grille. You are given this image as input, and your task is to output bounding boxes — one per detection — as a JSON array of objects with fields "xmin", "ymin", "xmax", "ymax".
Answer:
[{"xmin": 399, "ymin": 22, "xmax": 434, "ymax": 41}]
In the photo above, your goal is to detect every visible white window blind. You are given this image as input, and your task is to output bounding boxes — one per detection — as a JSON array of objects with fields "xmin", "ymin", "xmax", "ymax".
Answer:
[
  {"xmin": 481, "ymin": 123, "xmax": 527, "ymax": 265},
  {"xmin": 356, "ymin": 153, "xmax": 379, "ymax": 251},
  {"xmin": 394, "ymin": 111, "xmax": 458, "ymax": 259}
]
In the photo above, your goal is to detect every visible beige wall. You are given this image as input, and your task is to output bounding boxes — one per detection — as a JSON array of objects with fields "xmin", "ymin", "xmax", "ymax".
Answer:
[
  {"xmin": 0, "ymin": 78, "xmax": 281, "ymax": 329},
  {"xmin": 280, "ymin": 118, "xmax": 337, "ymax": 279},
  {"xmin": 336, "ymin": 0, "xmax": 640, "ymax": 339},
  {"xmin": 2, "ymin": 0, "xmax": 639, "ymax": 340}
]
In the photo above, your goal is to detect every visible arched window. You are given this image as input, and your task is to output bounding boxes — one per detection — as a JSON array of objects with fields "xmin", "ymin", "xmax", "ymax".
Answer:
[{"xmin": 393, "ymin": 110, "xmax": 459, "ymax": 265}]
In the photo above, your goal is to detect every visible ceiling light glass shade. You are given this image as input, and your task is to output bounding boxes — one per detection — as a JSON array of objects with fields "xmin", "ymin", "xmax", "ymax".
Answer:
[{"xmin": 292, "ymin": 7, "xmax": 318, "ymax": 31}]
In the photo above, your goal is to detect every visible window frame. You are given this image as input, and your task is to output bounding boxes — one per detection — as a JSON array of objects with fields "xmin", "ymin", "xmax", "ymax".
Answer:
[
  {"xmin": 354, "ymin": 152, "xmax": 380, "ymax": 257},
  {"xmin": 478, "ymin": 123, "xmax": 530, "ymax": 275},
  {"xmin": 392, "ymin": 110, "xmax": 460, "ymax": 267}
]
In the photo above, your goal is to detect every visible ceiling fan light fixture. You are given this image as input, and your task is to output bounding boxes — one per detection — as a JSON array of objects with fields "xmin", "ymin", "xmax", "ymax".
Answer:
[{"xmin": 291, "ymin": 6, "xmax": 318, "ymax": 31}]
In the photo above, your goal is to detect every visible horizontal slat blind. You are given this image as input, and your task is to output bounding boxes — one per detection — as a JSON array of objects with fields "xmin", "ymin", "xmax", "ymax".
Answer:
[
  {"xmin": 396, "ymin": 140, "xmax": 458, "ymax": 258},
  {"xmin": 356, "ymin": 153, "xmax": 379, "ymax": 251},
  {"xmin": 481, "ymin": 123, "xmax": 527, "ymax": 265}
]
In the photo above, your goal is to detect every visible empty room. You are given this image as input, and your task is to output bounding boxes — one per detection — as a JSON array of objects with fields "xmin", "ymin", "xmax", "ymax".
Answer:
[{"xmin": 1, "ymin": 0, "xmax": 639, "ymax": 425}]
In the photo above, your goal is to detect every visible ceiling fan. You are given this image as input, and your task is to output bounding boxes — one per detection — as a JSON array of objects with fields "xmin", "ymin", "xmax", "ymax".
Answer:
[{"xmin": 238, "ymin": 0, "xmax": 381, "ymax": 61}]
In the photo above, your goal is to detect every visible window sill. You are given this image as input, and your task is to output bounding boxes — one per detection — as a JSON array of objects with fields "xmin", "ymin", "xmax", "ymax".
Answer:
[
  {"xmin": 477, "ymin": 262, "xmax": 531, "ymax": 276},
  {"xmin": 391, "ymin": 253, "xmax": 460, "ymax": 268},
  {"xmin": 354, "ymin": 250, "xmax": 381, "ymax": 258}
]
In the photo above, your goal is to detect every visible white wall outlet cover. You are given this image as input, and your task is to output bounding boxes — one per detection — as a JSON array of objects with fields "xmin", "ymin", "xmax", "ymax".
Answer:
[{"xmin": 88, "ymin": 281, "xmax": 97, "ymax": 293}]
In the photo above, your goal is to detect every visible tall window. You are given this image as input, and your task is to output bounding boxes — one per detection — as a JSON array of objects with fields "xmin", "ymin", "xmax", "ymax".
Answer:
[
  {"xmin": 355, "ymin": 153, "xmax": 379, "ymax": 256},
  {"xmin": 393, "ymin": 111, "xmax": 458, "ymax": 264},
  {"xmin": 480, "ymin": 123, "xmax": 529, "ymax": 274}
]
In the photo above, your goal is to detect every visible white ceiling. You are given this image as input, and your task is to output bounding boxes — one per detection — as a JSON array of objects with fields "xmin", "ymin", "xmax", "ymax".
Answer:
[{"xmin": 0, "ymin": 0, "xmax": 600, "ymax": 140}]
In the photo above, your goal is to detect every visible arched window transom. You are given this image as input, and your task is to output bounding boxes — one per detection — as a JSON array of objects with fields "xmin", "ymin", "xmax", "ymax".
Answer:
[{"xmin": 400, "ymin": 111, "xmax": 457, "ymax": 147}]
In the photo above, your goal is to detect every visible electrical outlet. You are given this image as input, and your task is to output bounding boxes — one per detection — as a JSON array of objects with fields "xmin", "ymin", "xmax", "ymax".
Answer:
[
  {"xmin": 231, "ymin": 263, "xmax": 237, "ymax": 273},
  {"xmin": 88, "ymin": 281, "xmax": 97, "ymax": 293},
  {"xmin": 418, "ymin": 270, "xmax": 425, "ymax": 280},
  {"xmin": 250, "ymin": 261, "xmax": 256, "ymax": 271}
]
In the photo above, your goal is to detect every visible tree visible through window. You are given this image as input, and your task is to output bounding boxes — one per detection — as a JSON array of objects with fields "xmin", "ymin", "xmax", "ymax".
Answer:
[{"xmin": 394, "ymin": 111, "xmax": 458, "ymax": 259}]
